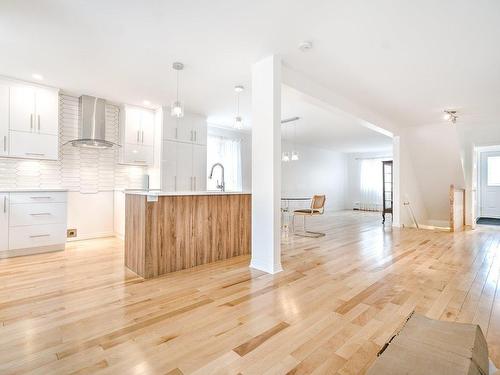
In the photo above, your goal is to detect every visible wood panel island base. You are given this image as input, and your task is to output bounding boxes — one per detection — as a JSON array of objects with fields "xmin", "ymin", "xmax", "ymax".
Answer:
[{"xmin": 125, "ymin": 192, "xmax": 251, "ymax": 278}]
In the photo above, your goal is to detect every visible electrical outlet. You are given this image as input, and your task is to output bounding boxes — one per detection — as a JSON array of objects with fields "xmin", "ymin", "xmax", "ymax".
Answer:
[{"xmin": 67, "ymin": 228, "xmax": 77, "ymax": 238}]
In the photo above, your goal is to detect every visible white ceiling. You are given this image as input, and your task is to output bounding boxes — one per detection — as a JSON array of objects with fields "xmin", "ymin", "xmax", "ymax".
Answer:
[
  {"xmin": 282, "ymin": 87, "xmax": 392, "ymax": 152},
  {"xmin": 1, "ymin": 0, "xmax": 499, "ymax": 130}
]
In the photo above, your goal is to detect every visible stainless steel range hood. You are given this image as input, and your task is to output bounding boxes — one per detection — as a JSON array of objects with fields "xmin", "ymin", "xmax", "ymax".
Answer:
[{"xmin": 66, "ymin": 95, "xmax": 120, "ymax": 149}]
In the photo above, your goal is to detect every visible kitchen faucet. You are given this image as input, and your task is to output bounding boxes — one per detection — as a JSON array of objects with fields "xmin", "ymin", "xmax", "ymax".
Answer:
[{"xmin": 209, "ymin": 163, "xmax": 225, "ymax": 192}]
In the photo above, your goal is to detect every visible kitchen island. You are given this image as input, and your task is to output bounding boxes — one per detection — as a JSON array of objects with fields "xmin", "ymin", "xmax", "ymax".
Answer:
[{"xmin": 124, "ymin": 191, "xmax": 251, "ymax": 278}]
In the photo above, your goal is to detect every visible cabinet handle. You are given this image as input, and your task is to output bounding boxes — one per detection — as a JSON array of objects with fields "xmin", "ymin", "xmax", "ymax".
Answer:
[
  {"xmin": 194, "ymin": 176, "xmax": 197, "ymax": 190},
  {"xmin": 30, "ymin": 114, "xmax": 33, "ymax": 131},
  {"xmin": 30, "ymin": 196, "xmax": 51, "ymax": 199},
  {"xmin": 133, "ymin": 160, "xmax": 146, "ymax": 163},
  {"xmin": 25, "ymin": 152, "xmax": 45, "ymax": 156},
  {"xmin": 136, "ymin": 130, "xmax": 140, "ymax": 143},
  {"xmin": 194, "ymin": 131, "xmax": 197, "ymax": 143},
  {"xmin": 175, "ymin": 128, "xmax": 178, "ymax": 139},
  {"xmin": 3, "ymin": 135, "xmax": 6, "ymax": 151},
  {"xmin": 142, "ymin": 130, "xmax": 144, "ymax": 144},
  {"xmin": 174, "ymin": 176, "xmax": 177, "ymax": 191},
  {"xmin": 29, "ymin": 234, "xmax": 51, "ymax": 238},
  {"xmin": 30, "ymin": 213, "xmax": 51, "ymax": 216},
  {"xmin": 38, "ymin": 115, "xmax": 41, "ymax": 132},
  {"xmin": 3, "ymin": 196, "xmax": 6, "ymax": 213}
]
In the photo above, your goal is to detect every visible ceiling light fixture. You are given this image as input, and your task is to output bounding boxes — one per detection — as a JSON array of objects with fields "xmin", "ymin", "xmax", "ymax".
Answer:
[
  {"xmin": 298, "ymin": 41, "xmax": 313, "ymax": 52},
  {"xmin": 443, "ymin": 110, "xmax": 458, "ymax": 124},
  {"xmin": 233, "ymin": 85, "xmax": 244, "ymax": 130},
  {"xmin": 32, "ymin": 73, "xmax": 44, "ymax": 81},
  {"xmin": 171, "ymin": 62, "xmax": 184, "ymax": 118}
]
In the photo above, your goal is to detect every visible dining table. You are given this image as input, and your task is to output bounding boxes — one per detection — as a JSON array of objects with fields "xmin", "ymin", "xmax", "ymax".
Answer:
[{"xmin": 281, "ymin": 197, "xmax": 311, "ymax": 231}]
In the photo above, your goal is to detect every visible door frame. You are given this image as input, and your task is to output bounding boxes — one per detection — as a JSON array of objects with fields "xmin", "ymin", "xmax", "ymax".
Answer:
[{"xmin": 476, "ymin": 145, "xmax": 500, "ymax": 219}]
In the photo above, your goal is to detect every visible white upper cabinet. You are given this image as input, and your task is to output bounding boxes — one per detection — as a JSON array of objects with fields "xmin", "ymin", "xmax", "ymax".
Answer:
[
  {"xmin": 119, "ymin": 105, "xmax": 155, "ymax": 166},
  {"xmin": 3, "ymin": 80, "xmax": 59, "ymax": 161},
  {"xmin": 10, "ymin": 85, "xmax": 58, "ymax": 135},
  {"xmin": 35, "ymin": 87, "xmax": 59, "ymax": 135},
  {"xmin": 10, "ymin": 85, "xmax": 36, "ymax": 133},
  {"xmin": 0, "ymin": 84, "xmax": 8, "ymax": 156},
  {"xmin": 9, "ymin": 131, "xmax": 59, "ymax": 160},
  {"xmin": 162, "ymin": 110, "xmax": 207, "ymax": 145}
]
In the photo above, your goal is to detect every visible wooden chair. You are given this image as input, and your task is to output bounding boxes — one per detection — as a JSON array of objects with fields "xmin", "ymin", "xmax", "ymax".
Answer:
[{"xmin": 292, "ymin": 195, "xmax": 326, "ymax": 237}]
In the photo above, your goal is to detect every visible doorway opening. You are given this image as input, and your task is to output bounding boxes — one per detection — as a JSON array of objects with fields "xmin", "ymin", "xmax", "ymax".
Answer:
[{"xmin": 476, "ymin": 145, "xmax": 500, "ymax": 226}]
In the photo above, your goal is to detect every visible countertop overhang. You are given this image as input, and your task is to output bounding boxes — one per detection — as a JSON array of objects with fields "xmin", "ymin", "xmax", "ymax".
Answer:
[
  {"xmin": 0, "ymin": 188, "xmax": 69, "ymax": 193},
  {"xmin": 124, "ymin": 190, "xmax": 251, "ymax": 196}
]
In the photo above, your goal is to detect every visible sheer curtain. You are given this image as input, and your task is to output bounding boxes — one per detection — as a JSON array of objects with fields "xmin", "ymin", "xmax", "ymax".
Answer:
[
  {"xmin": 207, "ymin": 135, "xmax": 242, "ymax": 191},
  {"xmin": 359, "ymin": 159, "xmax": 383, "ymax": 211}
]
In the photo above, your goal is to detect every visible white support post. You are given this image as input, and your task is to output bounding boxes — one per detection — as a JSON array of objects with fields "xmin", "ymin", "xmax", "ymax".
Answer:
[{"xmin": 250, "ymin": 55, "xmax": 283, "ymax": 274}]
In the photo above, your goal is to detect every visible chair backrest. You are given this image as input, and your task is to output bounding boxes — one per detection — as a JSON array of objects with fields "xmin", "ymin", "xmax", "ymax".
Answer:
[{"xmin": 310, "ymin": 195, "xmax": 326, "ymax": 213}]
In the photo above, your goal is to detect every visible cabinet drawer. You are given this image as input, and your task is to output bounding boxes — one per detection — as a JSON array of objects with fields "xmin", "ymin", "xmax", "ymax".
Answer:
[
  {"xmin": 9, "ymin": 131, "xmax": 59, "ymax": 160},
  {"xmin": 10, "ymin": 202, "xmax": 66, "ymax": 227},
  {"xmin": 9, "ymin": 224, "xmax": 66, "ymax": 250},
  {"xmin": 10, "ymin": 192, "xmax": 67, "ymax": 204}
]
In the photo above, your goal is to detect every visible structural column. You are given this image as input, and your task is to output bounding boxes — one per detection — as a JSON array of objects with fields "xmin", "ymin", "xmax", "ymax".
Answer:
[{"xmin": 250, "ymin": 55, "xmax": 283, "ymax": 274}]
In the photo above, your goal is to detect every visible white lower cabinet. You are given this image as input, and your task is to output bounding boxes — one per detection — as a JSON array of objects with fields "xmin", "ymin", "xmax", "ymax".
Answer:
[
  {"xmin": 0, "ymin": 194, "xmax": 8, "ymax": 252},
  {"xmin": 0, "ymin": 190, "xmax": 68, "ymax": 258},
  {"xmin": 9, "ymin": 224, "xmax": 67, "ymax": 250},
  {"xmin": 9, "ymin": 131, "xmax": 59, "ymax": 160}
]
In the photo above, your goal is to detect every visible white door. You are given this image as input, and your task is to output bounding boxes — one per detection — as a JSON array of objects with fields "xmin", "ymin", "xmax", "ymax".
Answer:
[
  {"xmin": 124, "ymin": 107, "xmax": 142, "ymax": 145},
  {"xmin": 193, "ymin": 144, "xmax": 207, "ymax": 191},
  {"xmin": 35, "ymin": 88, "xmax": 59, "ymax": 135},
  {"xmin": 176, "ymin": 142, "xmax": 193, "ymax": 190},
  {"xmin": 0, "ymin": 193, "xmax": 8, "ymax": 251},
  {"xmin": 0, "ymin": 84, "xmax": 8, "ymax": 156},
  {"xmin": 10, "ymin": 85, "xmax": 36, "ymax": 133},
  {"xmin": 140, "ymin": 110, "xmax": 155, "ymax": 146},
  {"xmin": 480, "ymin": 151, "xmax": 500, "ymax": 218},
  {"xmin": 162, "ymin": 140, "xmax": 178, "ymax": 191}
]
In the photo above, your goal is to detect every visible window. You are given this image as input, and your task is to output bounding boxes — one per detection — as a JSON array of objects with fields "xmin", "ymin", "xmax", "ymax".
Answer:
[
  {"xmin": 488, "ymin": 156, "xmax": 500, "ymax": 186},
  {"xmin": 207, "ymin": 135, "xmax": 242, "ymax": 191},
  {"xmin": 359, "ymin": 159, "xmax": 384, "ymax": 211}
]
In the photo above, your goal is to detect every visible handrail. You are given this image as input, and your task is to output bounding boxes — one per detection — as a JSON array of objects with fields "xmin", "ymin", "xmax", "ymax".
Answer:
[{"xmin": 450, "ymin": 184, "xmax": 466, "ymax": 232}]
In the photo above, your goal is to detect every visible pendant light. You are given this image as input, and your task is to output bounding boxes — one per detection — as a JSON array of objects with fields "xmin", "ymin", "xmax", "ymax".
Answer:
[
  {"xmin": 234, "ymin": 85, "xmax": 244, "ymax": 129},
  {"xmin": 171, "ymin": 62, "xmax": 184, "ymax": 118}
]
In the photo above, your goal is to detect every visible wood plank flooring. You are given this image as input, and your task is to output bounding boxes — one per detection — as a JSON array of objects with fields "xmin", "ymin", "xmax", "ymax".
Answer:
[{"xmin": 1, "ymin": 211, "xmax": 500, "ymax": 374}]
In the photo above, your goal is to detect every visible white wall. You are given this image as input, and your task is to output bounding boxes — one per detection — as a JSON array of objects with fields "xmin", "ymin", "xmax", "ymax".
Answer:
[
  {"xmin": 345, "ymin": 151, "xmax": 393, "ymax": 210},
  {"xmin": 281, "ymin": 141, "xmax": 347, "ymax": 211}
]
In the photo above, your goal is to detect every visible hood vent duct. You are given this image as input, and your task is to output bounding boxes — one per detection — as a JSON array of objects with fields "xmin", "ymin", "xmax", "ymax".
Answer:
[{"xmin": 65, "ymin": 95, "xmax": 120, "ymax": 149}]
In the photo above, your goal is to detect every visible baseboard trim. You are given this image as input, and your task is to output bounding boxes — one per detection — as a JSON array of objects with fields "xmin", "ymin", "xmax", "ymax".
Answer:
[
  {"xmin": 0, "ymin": 244, "xmax": 65, "ymax": 259},
  {"xmin": 66, "ymin": 231, "xmax": 115, "ymax": 242}
]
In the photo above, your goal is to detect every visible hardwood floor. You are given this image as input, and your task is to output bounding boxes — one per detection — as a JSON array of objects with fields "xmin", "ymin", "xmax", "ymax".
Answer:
[{"xmin": 1, "ymin": 211, "xmax": 500, "ymax": 374}]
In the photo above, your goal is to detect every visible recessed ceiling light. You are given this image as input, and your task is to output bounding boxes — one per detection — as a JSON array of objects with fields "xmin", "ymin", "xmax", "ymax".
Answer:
[
  {"xmin": 143, "ymin": 100, "xmax": 151, "ymax": 106},
  {"xmin": 298, "ymin": 41, "xmax": 313, "ymax": 52},
  {"xmin": 32, "ymin": 73, "xmax": 44, "ymax": 81}
]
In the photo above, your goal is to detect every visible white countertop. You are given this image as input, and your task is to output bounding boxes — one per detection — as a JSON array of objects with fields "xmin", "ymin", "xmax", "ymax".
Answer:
[
  {"xmin": 124, "ymin": 190, "xmax": 251, "ymax": 196},
  {"xmin": 0, "ymin": 188, "xmax": 68, "ymax": 193}
]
